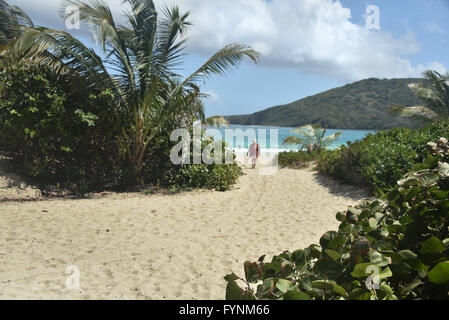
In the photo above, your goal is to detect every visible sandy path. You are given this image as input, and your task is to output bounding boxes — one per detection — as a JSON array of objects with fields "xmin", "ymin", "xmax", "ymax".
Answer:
[{"xmin": 0, "ymin": 168, "xmax": 366, "ymax": 300}]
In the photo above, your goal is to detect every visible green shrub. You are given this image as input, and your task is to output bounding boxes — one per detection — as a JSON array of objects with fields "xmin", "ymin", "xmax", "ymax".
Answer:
[
  {"xmin": 224, "ymin": 139, "xmax": 449, "ymax": 300},
  {"xmin": 317, "ymin": 123, "xmax": 449, "ymax": 196},
  {"xmin": 154, "ymin": 133, "xmax": 243, "ymax": 192},
  {"xmin": 278, "ymin": 150, "xmax": 322, "ymax": 169},
  {"xmin": 0, "ymin": 62, "xmax": 123, "ymax": 192},
  {"xmin": 164, "ymin": 163, "xmax": 242, "ymax": 192},
  {"xmin": 0, "ymin": 62, "xmax": 242, "ymax": 193}
]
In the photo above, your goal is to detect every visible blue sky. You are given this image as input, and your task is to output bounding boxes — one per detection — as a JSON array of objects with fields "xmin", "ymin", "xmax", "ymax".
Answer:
[{"xmin": 9, "ymin": 0, "xmax": 449, "ymax": 117}]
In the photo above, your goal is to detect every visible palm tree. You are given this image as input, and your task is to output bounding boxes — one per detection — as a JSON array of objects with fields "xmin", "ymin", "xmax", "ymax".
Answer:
[
  {"xmin": 199, "ymin": 116, "xmax": 230, "ymax": 128},
  {"xmin": 283, "ymin": 124, "xmax": 342, "ymax": 152},
  {"xmin": 389, "ymin": 70, "xmax": 449, "ymax": 125},
  {"xmin": 5, "ymin": 0, "xmax": 259, "ymax": 184}
]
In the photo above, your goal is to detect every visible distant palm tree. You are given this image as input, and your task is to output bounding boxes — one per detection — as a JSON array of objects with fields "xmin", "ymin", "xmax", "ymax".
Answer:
[
  {"xmin": 283, "ymin": 124, "xmax": 342, "ymax": 152},
  {"xmin": 389, "ymin": 70, "xmax": 449, "ymax": 125},
  {"xmin": 200, "ymin": 116, "xmax": 230, "ymax": 128},
  {"xmin": 5, "ymin": 0, "xmax": 259, "ymax": 183}
]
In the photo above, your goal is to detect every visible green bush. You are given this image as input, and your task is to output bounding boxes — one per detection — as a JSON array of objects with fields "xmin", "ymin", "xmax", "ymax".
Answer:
[
  {"xmin": 224, "ymin": 139, "xmax": 449, "ymax": 300},
  {"xmin": 154, "ymin": 133, "xmax": 243, "ymax": 192},
  {"xmin": 317, "ymin": 123, "xmax": 449, "ymax": 196},
  {"xmin": 164, "ymin": 163, "xmax": 242, "ymax": 192},
  {"xmin": 0, "ymin": 61, "xmax": 123, "ymax": 192},
  {"xmin": 278, "ymin": 150, "xmax": 322, "ymax": 169},
  {"xmin": 0, "ymin": 62, "xmax": 242, "ymax": 193}
]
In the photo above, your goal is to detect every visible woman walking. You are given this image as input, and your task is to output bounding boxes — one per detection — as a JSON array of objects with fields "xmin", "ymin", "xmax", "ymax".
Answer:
[{"xmin": 247, "ymin": 140, "xmax": 260, "ymax": 169}]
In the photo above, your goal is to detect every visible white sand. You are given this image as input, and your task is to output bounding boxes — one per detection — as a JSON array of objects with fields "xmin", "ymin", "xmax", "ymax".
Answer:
[{"xmin": 0, "ymin": 167, "xmax": 367, "ymax": 300}]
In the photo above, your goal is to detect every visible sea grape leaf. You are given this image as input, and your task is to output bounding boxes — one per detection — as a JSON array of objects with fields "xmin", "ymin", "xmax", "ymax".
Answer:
[
  {"xmin": 244, "ymin": 261, "xmax": 259, "ymax": 283},
  {"xmin": 429, "ymin": 261, "xmax": 449, "ymax": 284},
  {"xmin": 398, "ymin": 250, "xmax": 418, "ymax": 260},
  {"xmin": 324, "ymin": 249, "xmax": 342, "ymax": 261},
  {"xmin": 438, "ymin": 162, "xmax": 449, "ymax": 177},
  {"xmin": 276, "ymin": 279, "xmax": 295, "ymax": 293},
  {"xmin": 351, "ymin": 263, "xmax": 375, "ymax": 278},
  {"xmin": 283, "ymin": 290, "xmax": 310, "ymax": 300},
  {"xmin": 370, "ymin": 251, "xmax": 392, "ymax": 267},
  {"xmin": 320, "ymin": 231, "xmax": 338, "ymax": 249},
  {"xmin": 421, "ymin": 237, "xmax": 446, "ymax": 255},
  {"xmin": 312, "ymin": 280, "xmax": 334, "ymax": 292},
  {"xmin": 225, "ymin": 280, "xmax": 245, "ymax": 300}
]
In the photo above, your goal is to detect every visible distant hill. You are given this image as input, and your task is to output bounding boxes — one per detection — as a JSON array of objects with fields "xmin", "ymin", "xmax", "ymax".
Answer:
[{"xmin": 225, "ymin": 78, "xmax": 426, "ymax": 130}]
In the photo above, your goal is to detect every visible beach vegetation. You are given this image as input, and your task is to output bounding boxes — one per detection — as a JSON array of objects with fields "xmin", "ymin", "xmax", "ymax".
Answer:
[
  {"xmin": 159, "ymin": 131, "xmax": 242, "ymax": 191},
  {"xmin": 0, "ymin": 60, "xmax": 122, "ymax": 192},
  {"xmin": 282, "ymin": 124, "xmax": 342, "ymax": 152},
  {"xmin": 390, "ymin": 71, "xmax": 449, "ymax": 125},
  {"xmin": 278, "ymin": 150, "xmax": 323, "ymax": 169},
  {"xmin": 0, "ymin": 0, "xmax": 257, "ymax": 192},
  {"xmin": 317, "ymin": 122, "xmax": 449, "ymax": 196},
  {"xmin": 225, "ymin": 138, "xmax": 449, "ymax": 300}
]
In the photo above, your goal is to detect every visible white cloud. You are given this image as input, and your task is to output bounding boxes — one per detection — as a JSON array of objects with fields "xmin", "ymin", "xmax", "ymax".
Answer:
[
  {"xmin": 154, "ymin": 0, "xmax": 446, "ymax": 80},
  {"xmin": 416, "ymin": 61, "xmax": 448, "ymax": 75},
  {"xmin": 424, "ymin": 23, "xmax": 446, "ymax": 35},
  {"xmin": 8, "ymin": 0, "xmax": 447, "ymax": 81}
]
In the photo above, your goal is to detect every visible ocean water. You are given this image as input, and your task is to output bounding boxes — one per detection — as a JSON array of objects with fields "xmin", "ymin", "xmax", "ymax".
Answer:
[{"xmin": 206, "ymin": 125, "xmax": 373, "ymax": 152}]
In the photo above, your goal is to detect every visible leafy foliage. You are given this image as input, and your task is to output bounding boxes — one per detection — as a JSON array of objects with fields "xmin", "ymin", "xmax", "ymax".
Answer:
[
  {"xmin": 390, "ymin": 71, "xmax": 449, "ymax": 125},
  {"xmin": 225, "ymin": 139, "xmax": 449, "ymax": 300},
  {"xmin": 0, "ymin": 61, "xmax": 243, "ymax": 193},
  {"xmin": 317, "ymin": 123, "xmax": 449, "ymax": 196},
  {"xmin": 0, "ymin": 61, "xmax": 122, "ymax": 192},
  {"xmin": 0, "ymin": 0, "xmax": 253, "ymax": 193},
  {"xmin": 152, "ymin": 131, "xmax": 243, "ymax": 191},
  {"xmin": 4, "ymin": 0, "xmax": 259, "ymax": 187},
  {"xmin": 278, "ymin": 150, "xmax": 323, "ymax": 169},
  {"xmin": 283, "ymin": 124, "xmax": 342, "ymax": 151},
  {"xmin": 226, "ymin": 78, "xmax": 425, "ymax": 130}
]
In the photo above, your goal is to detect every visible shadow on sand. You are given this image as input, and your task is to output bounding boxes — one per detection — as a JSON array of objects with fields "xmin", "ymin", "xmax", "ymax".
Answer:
[{"xmin": 311, "ymin": 170, "xmax": 373, "ymax": 201}]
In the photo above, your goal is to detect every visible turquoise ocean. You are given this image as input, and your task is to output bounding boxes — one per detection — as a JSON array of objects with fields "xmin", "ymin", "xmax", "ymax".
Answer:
[{"xmin": 206, "ymin": 125, "xmax": 373, "ymax": 152}]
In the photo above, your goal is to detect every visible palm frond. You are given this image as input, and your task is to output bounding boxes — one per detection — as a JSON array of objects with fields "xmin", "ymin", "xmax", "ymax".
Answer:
[
  {"xmin": 392, "ymin": 70, "xmax": 449, "ymax": 124},
  {"xmin": 156, "ymin": 5, "xmax": 191, "ymax": 72},
  {"xmin": 284, "ymin": 124, "xmax": 341, "ymax": 150},
  {"xmin": 6, "ymin": 26, "xmax": 125, "ymax": 105},
  {"xmin": 389, "ymin": 104, "xmax": 441, "ymax": 123},
  {"xmin": 9, "ymin": 4, "xmax": 34, "ymax": 27},
  {"xmin": 201, "ymin": 116, "xmax": 230, "ymax": 128},
  {"xmin": 181, "ymin": 44, "xmax": 259, "ymax": 87},
  {"xmin": 283, "ymin": 136, "xmax": 306, "ymax": 146},
  {"xmin": 123, "ymin": 0, "xmax": 157, "ymax": 90},
  {"xmin": 162, "ymin": 43, "xmax": 259, "ymax": 122},
  {"xmin": 61, "ymin": 0, "xmax": 136, "ymax": 94},
  {"xmin": 321, "ymin": 132, "xmax": 343, "ymax": 148}
]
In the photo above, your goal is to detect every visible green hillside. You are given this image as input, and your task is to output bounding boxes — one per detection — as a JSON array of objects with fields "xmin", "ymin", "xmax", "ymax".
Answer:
[{"xmin": 225, "ymin": 78, "xmax": 426, "ymax": 130}]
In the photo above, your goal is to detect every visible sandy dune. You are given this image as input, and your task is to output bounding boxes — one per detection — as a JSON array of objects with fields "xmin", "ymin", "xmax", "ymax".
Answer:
[{"xmin": 0, "ymin": 167, "xmax": 367, "ymax": 300}]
